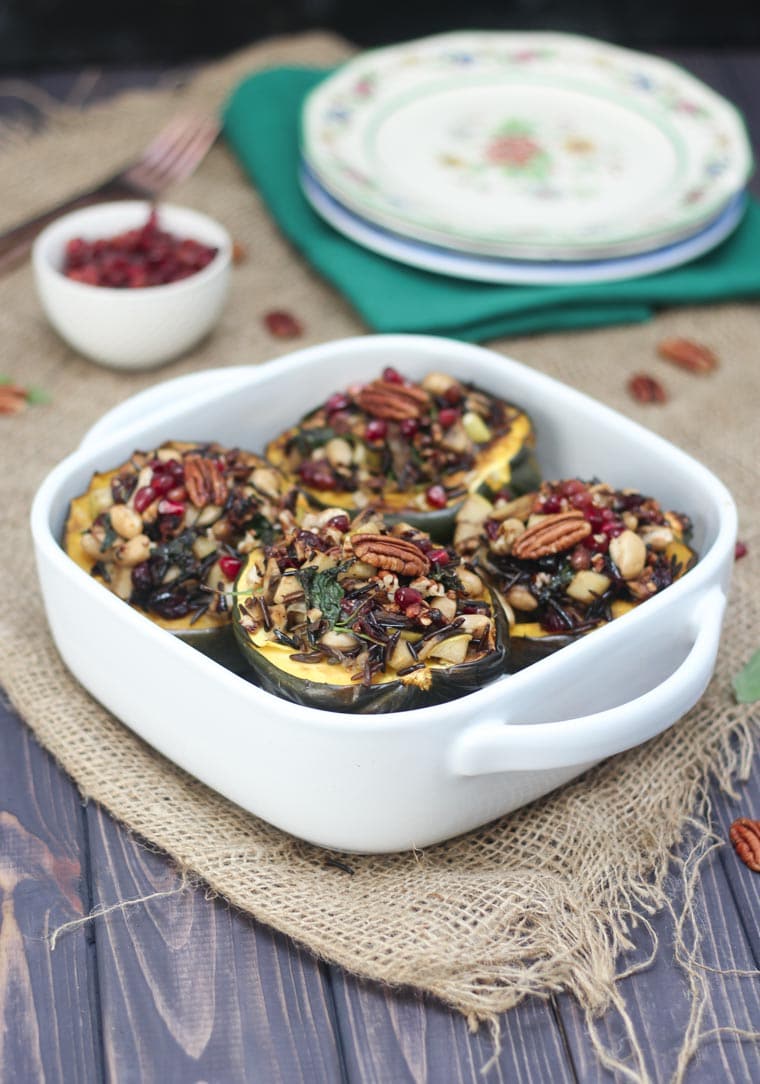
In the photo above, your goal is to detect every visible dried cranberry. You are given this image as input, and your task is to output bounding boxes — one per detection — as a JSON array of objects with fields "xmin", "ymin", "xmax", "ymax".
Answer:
[
  {"xmin": 298, "ymin": 460, "xmax": 335, "ymax": 491},
  {"xmin": 428, "ymin": 548, "xmax": 451, "ymax": 566},
  {"xmin": 382, "ymin": 366, "xmax": 404, "ymax": 384},
  {"xmin": 62, "ymin": 211, "xmax": 217, "ymax": 288},
  {"xmin": 443, "ymin": 385, "xmax": 462, "ymax": 405},
  {"xmin": 325, "ymin": 392, "xmax": 351, "ymax": 414},
  {"xmin": 588, "ymin": 533, "xmax": 609, "ymax": 553},
  {"xmin": 219, "ymin": 555, "xmax": 242, "ymax": 581},
  {"xmin": 365, "ymin": 419, "xmax": 388, "ymax": 442},
  {"xmin": 395, "ymin": 587, "xmax": 423, "ymax": 609},
  {"xmin": 152, "ymin": 472, "xmax": 176, "ymax": 495},
  {"xmin": 438, "ymin": 408, "xmax": 459, "ymax": 428},
  {"xmin": 735, "ymin": 541, "xmax": 748, "ymax": 560},
  {"xmin": 134, "ymin": 485, "xmax": 156, "ymax": 513},
  {"xmin": 425, "ymin": 484, "xmax": 448, "ymax": 509},
  {"xmin": 157, "ymin": 498, "xmax": 185, "ymax": 517},
  {"xmin": 326, "ymin": 514, "xmax": 350, "ymax": 532},
  {"xmin": 264, "ymin": 310, "xmax": 303, "ymax": 339}
]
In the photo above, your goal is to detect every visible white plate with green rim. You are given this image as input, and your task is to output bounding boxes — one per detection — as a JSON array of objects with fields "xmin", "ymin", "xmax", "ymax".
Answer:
[{"xmin": 302, "ymin": 31, "xmax": 753, "ymax": 261}]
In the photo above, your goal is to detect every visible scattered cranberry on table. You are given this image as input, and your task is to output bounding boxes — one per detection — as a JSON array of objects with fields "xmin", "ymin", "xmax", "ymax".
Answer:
[
  {"xmin": 62, "ymin": 209, "xmax": 218, "ymax": 288},
  {"xmin": 263, "ymin": 310, "xmax": 304, "ymax": 339}
]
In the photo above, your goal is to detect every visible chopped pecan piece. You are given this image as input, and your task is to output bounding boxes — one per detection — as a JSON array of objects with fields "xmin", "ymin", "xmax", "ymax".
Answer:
[
  {"xmin": 184, "ymin": 454, "xmax": 228, "ymax": 508},
  {"xmin": 628, "ymin": 373, "xmax": 667, "ymax": 404},
  {"xmin": 351, "ymin": 533, "xmax": 431, "ymax": 576},
  {"xmin": 354, "ymin": 379, "xmax": 431, "ymax": 421},
  {"xmin": 512, "ymin": 511, "xmax": 591, "ymax": 560},
  {"xmin": 657, "ymin": 336, "xmax": 718, "ymax": 374},
  {"xmin": 729, "ymin": 818, "xmax": 760, "ymax": 872}
]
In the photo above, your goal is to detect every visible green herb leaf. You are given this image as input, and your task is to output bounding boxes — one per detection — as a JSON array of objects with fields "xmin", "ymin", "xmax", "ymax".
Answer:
[
  {"xmin": 733, "ymin": 650, "xmax": 760, "ymax": 704},
  {"xmin": 26, "ymin": 386, "xmax": 51, "ymax": 405},
  {"xmin": 298, "ymin": 565, "xmax": 345, "ymax": 627}
]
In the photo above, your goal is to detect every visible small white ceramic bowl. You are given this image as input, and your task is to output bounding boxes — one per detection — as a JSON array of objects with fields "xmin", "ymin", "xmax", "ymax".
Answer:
[
  {"xmin": 32, "ymin": 200, "xmax": 231, "ymax": 370},
  {"xmin": 31, "ymin": 335, "xmax": 736, "ymax": 852}
]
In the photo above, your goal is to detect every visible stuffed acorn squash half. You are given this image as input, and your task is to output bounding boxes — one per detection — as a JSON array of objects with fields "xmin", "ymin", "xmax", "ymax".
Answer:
[
  {"xmin": 64, "ymin": 441, "xmax": 303, "ymax": 668},
  {"xmin": 455, "ymin": 477, "xmax": 697, "ymax": 672},
  {"xmin": 265, "ymin": 366, "xmax": 541, "ymax": 541},
  {"xmin": 232, "ymin": 508, "xmax": 509, "ymax": 712}
]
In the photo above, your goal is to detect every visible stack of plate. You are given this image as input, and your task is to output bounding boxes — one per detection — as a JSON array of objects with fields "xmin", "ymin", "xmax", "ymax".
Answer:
[{"xmin": 300, "ymin": 31, "xmax": 753, "ymax": 284}]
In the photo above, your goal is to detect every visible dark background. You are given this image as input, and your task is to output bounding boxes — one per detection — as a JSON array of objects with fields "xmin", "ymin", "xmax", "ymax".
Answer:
[{"xmin": 1, "ymin": 0, "xmax": 759, "ymax": 71}]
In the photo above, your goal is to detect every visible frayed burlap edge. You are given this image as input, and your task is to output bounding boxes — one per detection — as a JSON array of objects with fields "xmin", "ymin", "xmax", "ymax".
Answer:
[{"xmin": 1, "ymin": 32, "xmax": 759, "ymax": 1084}]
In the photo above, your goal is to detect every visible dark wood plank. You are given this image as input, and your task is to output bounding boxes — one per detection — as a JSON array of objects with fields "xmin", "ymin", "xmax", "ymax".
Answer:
[
  {"xmin": 0, "ymin": 698, "xmax": 102, "ymax": 1084},
  {"xmin": 556, "ymin": 771, "xmax": 760, "ymax": 1083},
  {"xmin": 85, "ymin": 803, "xmax": 345, "ymax": 1084},
  {"xmin": 329, "ymin": 971, "xmax": 575, "ymax": 1083}
]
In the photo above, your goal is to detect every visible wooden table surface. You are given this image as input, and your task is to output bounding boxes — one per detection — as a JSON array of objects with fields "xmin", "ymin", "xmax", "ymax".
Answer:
[{"xmin": 2, "ymin": 46, "xmax": 760, "ymax": 1084}]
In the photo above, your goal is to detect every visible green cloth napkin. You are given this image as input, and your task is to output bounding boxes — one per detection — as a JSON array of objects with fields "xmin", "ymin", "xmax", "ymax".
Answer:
[{"xmin": 223, "ymin": 66, "xmax": 760, "ymax": 342}]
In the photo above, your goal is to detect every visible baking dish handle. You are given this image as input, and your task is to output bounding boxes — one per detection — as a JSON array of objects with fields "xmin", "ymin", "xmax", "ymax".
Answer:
[{"xmin": 450, "ymin": 586, "xmax": 726, "ymax": 776}]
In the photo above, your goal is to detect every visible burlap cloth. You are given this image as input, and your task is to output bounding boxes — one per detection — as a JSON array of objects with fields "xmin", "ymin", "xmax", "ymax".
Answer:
[{"xmin": 1, "ymin": 32, "xmax": 759, "ymax": 1070}]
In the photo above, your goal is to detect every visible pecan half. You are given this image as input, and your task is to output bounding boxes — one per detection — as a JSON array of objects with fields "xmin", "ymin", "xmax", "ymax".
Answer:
[
  {"xmin": 184, "ymin": 454, "xmax": 228, "ymax": 508},
  {"xmin": 657, "ymin": 336, "xmax": 718, "ymax": 374},
  {"xmin": 351, "ymin": 533, "xmax": 431, "ymax": 576},
  {"xmin": 512, "ymin": 511, "xmax": 591, "ymax": 559},
  {"xmin": 354, "ymin": 379, "xmax": 431, "ymax": 421},
  {"xmin": 729, "ymin": 817, "xmax": 760, "ymax": 872},
  {"xmin": 0, "ymin": 384, "xmax": 28, "ymax": 415}
]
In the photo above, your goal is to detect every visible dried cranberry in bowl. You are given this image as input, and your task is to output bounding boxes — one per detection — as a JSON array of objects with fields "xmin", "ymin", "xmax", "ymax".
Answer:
[{"xmin": 63, "ymin": 208, "xmax": 218, "ymax": 288}]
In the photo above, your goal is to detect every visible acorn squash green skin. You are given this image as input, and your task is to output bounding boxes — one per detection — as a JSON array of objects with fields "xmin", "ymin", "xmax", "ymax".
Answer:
[{"xmin": 231, "ymin": 579, "xmax": 510, "ymax": 715}]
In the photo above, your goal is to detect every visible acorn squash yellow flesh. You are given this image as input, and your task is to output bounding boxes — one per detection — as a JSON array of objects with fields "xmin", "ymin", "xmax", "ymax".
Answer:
[
  {"xmin": 62, "ymin": 442, "xmax": 299, "ymax": 665},
  {"xmin": 463, "ymin": 479, "xmax": 698, "ymax": 672},
  {"xmin": 265, "ymin": 372, "xmax": 541, "ymax": 542},
  {"xmin": 231, "ymin": 515, "xmax": 509, "ymax": 713}
]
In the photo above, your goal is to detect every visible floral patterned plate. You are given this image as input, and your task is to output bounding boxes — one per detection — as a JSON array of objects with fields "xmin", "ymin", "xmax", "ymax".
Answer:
[
  {"xmin": 300, "ymin": 162, "xmax": 747, "ymax": 284},
  {"xmin": 301, "ymin": 31, "xmax": 752, "ymax": 260}
]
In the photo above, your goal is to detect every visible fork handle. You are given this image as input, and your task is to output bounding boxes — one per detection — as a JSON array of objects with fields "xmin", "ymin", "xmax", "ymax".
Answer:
[{"xmin": 0, "ymin": 178, "xmax": 142, "ymax": 276}]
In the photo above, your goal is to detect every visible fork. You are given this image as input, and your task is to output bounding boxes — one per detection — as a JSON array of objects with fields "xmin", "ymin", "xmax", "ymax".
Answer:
[{"xmin": 0, "ymin": 112, "xmax": 220, "ymax": 275}]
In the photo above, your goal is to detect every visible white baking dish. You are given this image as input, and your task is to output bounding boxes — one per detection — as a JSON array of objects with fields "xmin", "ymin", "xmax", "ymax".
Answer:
[{"xmin": 30, "ymin": 335, "xmax": 736, "ymax": 852}]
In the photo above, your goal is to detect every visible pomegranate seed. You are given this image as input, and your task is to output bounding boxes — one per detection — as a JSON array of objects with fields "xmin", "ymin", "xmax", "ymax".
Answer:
[
  {"xmin": 602, "ymin": 520, "xmax": 625, "ymax": 538},
  {"xmin": 219, "ymin": 554, "xmax": 243, "ymax": 581},
  {"xmin": 325, "ymin": 392, "xmax": 351, "ymax": 414},
  {"xmin": 735, "ymin": 541, "xmax": 748, "ymax": 560},
  {"xmin": 425, "ymin": 484, "xmax": 448, "ymax": 509},
  {"xmin": 263, "ymin": 310, "xmax": 303, "ymax": 339},
  {"xmin": 559, "ymin": 479, "xmax": 586, "ymax": 497},
  {"xmin": 428, "ymin": 548, "xmax": 451, "ymax": 566},
  {"xmin": 395, "ymin": 587, "xmax": 423, "ymax": 609},
  {"xmin": 157, "ymin": 498, "xmax": 185, "ymax": 517},
  {"xmin": 438, "ymin": 408, "xmax": 459, "ymax": 428},
  {"xmin": 399, "ymin": 418, "xmax": 419, "ymax": 438},
  {"xmin": 587, "ymin": 509, "xmax": 605, "ymax": 532},
  {"xmin": 133, "ymin": 485, "xmax": 156, "ymax": 513},
  {"xmin": 365, "ymin": 419, "xmax": 388, "ymax": 442},
  {"xmin": 382, "ymin": 366, "xmax": 404, "ymax": 384},
  {"xmin": 588, "ymin": 533, "xmax": 609, "ymax": 553},
  {"xmin": 541, "ymin": 495, "xmax": 561, "ymax": 514}
]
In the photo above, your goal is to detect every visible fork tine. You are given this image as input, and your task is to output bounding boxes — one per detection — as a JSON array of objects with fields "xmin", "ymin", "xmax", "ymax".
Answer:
[{"xmin": 124, "ymin": 113, "xmax": 219, "ymax": 193}]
